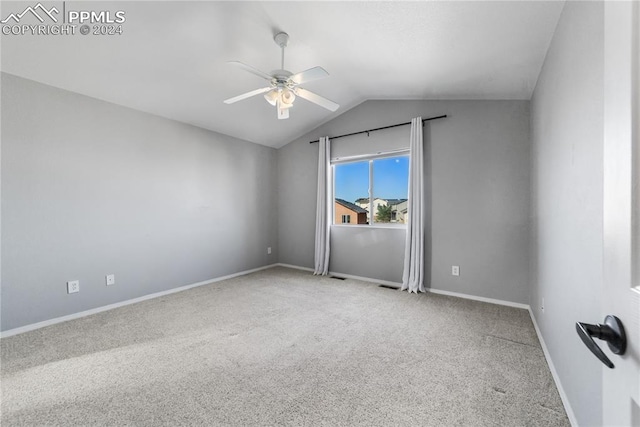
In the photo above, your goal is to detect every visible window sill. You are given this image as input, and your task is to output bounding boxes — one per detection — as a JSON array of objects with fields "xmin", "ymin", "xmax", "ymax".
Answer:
[{"xmin": 331, "ymin": 224, "xmax": 407, "ymax": 230}]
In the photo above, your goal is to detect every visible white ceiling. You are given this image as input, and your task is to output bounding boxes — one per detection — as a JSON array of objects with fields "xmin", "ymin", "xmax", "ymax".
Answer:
[{"xmin": 1, "ymin": 1, "xmax": 564, "ymax": 148}]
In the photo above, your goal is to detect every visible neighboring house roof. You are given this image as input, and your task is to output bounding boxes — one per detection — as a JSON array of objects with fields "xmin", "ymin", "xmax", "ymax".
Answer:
[
  {"xmin": 385, "ymin": 199, "xmax": 408, "ymax": 206},
  {"xmin": 354, "ymin": 198, "xmax": 408, "ymax": 208},
  {"xmin": 356, "ymin": 197, "xmax": 401, "ymax": 204},
  {"xmin": 335, "ymin": 198, "xmax": 368, "ymax": 213}
]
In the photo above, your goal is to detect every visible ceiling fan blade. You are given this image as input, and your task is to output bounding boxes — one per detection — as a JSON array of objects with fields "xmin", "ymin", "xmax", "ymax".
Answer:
[
  {"xmin": 289, "ymin": 66, "xmax": 330, "ymax": 85},
  {"xmin": 228, "ymin": 61, "xmax": 273, "ymax": 81},
  {"xmin": 224, "ymin": 87, "xmax": 272, "ymax": 104},
  {"xmin": 294, "ymin": 88, "xmax": 339, "ymax": 112}
]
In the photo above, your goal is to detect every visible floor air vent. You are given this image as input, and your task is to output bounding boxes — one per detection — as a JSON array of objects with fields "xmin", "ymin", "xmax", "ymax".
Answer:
[
  {"xmin": 330, "ymin": 276, "xmax": 345, "ymax": 280},
  {"xmin": 379, "ymin": 284, "xmax": 400, "ymax": 290}
]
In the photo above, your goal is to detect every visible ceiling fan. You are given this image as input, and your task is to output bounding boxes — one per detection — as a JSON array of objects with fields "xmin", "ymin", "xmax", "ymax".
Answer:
[{"xmin": 223, "ymin": 32, "xmax": 339, "ymax": 120}]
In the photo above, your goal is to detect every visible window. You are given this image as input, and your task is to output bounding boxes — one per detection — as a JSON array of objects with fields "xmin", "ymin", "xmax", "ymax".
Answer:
[{"xmin": 333, "ymin": 153, "xmax": 409, "ymax": 226}]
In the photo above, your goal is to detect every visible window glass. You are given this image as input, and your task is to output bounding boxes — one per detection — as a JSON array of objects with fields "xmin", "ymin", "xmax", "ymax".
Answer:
[
  {"xmin": 333, "ymin": 154, "xmax": 409, "ymax": 226},
  {"xmin": 372, "ymin": 156, "xmax": 409, "ymax": 224},
  {"xmin": 334, "ymin": 161, "xmax": 369, "ymax": 225}
]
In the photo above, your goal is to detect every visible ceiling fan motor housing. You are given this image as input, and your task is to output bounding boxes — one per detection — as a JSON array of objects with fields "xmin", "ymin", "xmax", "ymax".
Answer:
[{"xmin": 270, "ymin": 70, "xmax": 294, "ymax": 89}]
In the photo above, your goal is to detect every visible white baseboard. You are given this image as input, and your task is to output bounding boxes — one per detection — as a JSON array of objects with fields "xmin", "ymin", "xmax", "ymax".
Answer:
[
  {"xmin": 276, "ymin": 264, "xmax": 530, "ymax": 310},
  {"xmin": 275, "ymin": 263, "xmax": 314, "ymax": 273},
  {"xmin": 328, "ymin": 271, "xmax": 402, "ymax": 288},
  {"xmin": 274, "ymin": 264, "xmax": 402, "ymax": 288},
  {"xmin": 426, "ymin": 288, "xmax": 529, "ymax": 310},
  {"xmin": 527, "ymin": 307, "xmax": 578, "ymax": 427},
  {"xmin": 0, "ymin": 263, "xmax": 279, "ymax": 338}
]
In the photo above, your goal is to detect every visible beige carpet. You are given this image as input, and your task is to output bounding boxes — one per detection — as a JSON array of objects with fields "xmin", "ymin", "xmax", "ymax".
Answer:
[{"xmin": 1, "ymin": 267, "xmax": 569, "ymax": 426}]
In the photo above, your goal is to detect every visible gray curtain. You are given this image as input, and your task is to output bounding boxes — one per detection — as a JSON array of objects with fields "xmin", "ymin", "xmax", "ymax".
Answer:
[
  {"xmin": 314, "ymin": 137, "xmax": 331, "ymax": 275},
  {"xmin": 401, "ymin": 118, "xmax": 425, "ymax": 293}
]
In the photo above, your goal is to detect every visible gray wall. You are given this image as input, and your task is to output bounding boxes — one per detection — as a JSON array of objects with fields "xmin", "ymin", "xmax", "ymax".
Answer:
[
  {"xmin": 1, "ymin": 73, "xmax": 278, "ymax": 331},
  {"xmin": 278, "ymin": 100, "xmax": 530, "ymax": 303},
  {"xmin": 529, "ymin": 2, "xmax": 604, "ymax": 426}
]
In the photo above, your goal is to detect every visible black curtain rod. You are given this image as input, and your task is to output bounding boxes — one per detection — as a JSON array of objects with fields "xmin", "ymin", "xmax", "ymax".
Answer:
[{"xmin": 308, "ymin": 114, "xmax": 447, "ymax": 144}]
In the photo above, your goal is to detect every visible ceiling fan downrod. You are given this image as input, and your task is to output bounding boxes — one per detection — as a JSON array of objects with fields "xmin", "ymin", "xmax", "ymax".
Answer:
[{"xmin": 274, "ymin": 32, "xmax": 289, "ymax": 70}]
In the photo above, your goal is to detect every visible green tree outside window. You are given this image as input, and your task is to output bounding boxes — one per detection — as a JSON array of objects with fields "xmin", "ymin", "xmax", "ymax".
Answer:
[{"xmin": 375, "ymin": 204, "xmax": 393, "ymax": 223}]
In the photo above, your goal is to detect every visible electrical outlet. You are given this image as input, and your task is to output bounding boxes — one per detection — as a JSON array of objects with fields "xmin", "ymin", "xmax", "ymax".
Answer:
[
  {"xmin": 451, "ymin": 266, "xmax": 460, "ymax": 276},
  {"xmin": 106, "ymin": 274, "xmax": 115, "ymax": 286},
  {"xmin": 67, "ymin": 280, "xmax": 80, "ymax": 294},
  {"xmin": 541, "ymin": 297, "xmax": 545, "ymax": 313},
  {"xmin": 267, "ymin": 247, "xmax": 272, "ymax": 255}
]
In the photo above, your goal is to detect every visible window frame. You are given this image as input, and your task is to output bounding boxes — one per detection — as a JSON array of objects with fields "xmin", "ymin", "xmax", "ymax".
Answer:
[{"xmin": 331, "ymin": 149, "xmax": 409, "ymax": 229}]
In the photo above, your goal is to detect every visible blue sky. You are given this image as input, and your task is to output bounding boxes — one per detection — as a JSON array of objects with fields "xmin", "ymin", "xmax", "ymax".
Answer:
[{"xmin": 334, "ymin": 156, "xmax": 409, "ymax": 203}]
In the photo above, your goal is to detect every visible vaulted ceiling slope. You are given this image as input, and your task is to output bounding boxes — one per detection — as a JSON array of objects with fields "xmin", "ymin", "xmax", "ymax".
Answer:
[{"xmin": 1, "ymin": 1, "xmax": 564, "ymax": 148}]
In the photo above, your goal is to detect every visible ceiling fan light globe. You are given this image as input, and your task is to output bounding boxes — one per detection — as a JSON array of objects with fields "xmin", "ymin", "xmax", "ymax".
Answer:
[
  {"xmin": 280, "ymin": 89, "xmax": 296, "ymax": 107},
  {"xmin": 264, "ymin": 90, "xmax": 279, "ymax": 106}
]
